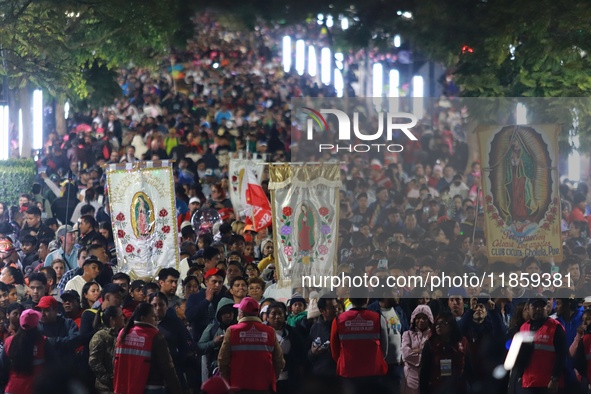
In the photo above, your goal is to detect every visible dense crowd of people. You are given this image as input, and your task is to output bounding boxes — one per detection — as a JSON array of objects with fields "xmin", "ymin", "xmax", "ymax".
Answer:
[{"xmin": 1, "ymin": 12, "xmax": 591, "ymax": 394}]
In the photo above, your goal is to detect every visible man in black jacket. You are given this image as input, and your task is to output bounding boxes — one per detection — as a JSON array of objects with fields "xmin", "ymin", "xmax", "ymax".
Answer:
[{"xmin": 308, "ymin": 294, "xmax": 339, "ymax": 376}]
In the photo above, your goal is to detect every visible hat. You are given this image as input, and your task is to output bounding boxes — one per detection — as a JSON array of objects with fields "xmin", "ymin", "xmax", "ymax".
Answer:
[
  {"xmin": 370, "ymin": 159, "xmax": 383, "ymax": 171},
  {"xmin": 0, "ymin": 239, "xmax": 16, "ymax": 254},
  {"xmin": 181, "ymin": 221, "xmax": 193, "ymax": 231},
  {"xmin": 201, "ymin": 376, "xmax": 230, "ymax": 394},
  {"xmin": 83, "ymin": 256, "xmax": 103, "ymax": 270},
  {"xmin": 189, "ymin": 197, "xmax": 201, "ymax": 205},
  {"xmin": 244, "ymin": 224, "xmax": 256, "ymax": 232},
  {"xmin": 234, "ymin": 297, "xmax": 259, "ymax": 314},
  {"xmin": 475, "ymin": 294, "xmax": 491, "ymax": 305},
  {"xmin": 37, "ymin": 296, "xmax": 59, "ymax": 309},
  {"xmin": 20, "ymin": 309, "xmax": 42, "ymax": 329},
  {"xmin": 49, "ymin": 174, "xmax": 61, "ymax": 182},
  {"xmin": 205, "ymin": 268, "xmax": 226, "ymax": 280},
  {"xmin": 528, "ymin": 297, "xmax": 548, "ymax": 306},
  {"xmin": 61, "ymin": 290, "xmax": 81, "ymax": 304},
  {"xmin": 57, "ymin": 225, "xmax": 77, "ymax": 238},
  {"xmin": 204, "ymin": 169, "xmax": 214, "ymax": 177},
  {"xmin": 289, "ymin": 292, "xmax": 307, "ymax": 307},
  {"xmin": 130, "ymin": 280, "xmax": 146, "ymax": 291},
  {"xmin": 584, "ymin": 296, "xmax": 591, "ymax": 307},
  {"xmin": 447, "ymin": 287, "xmax": 467, "ymax": 298}
]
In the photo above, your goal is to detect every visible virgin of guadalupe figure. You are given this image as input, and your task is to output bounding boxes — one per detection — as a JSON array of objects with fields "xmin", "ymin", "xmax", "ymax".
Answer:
[
  {"xmin": 133, "ymin": 194, "xmax": 153, "ymax": 239},
  {"xmin": 504, "ymin": 135, "xmax": 538, "ymax": 223},
  {"xmin": 297, "ymin": 203, "xmax": 316, "ymax": 253}
]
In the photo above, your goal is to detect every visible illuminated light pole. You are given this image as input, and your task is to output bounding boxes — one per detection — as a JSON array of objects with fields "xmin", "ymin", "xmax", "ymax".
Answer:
[
  {"xmin": 412, "ymin": 76, "xmax": 424, "ymax": 120},
  {"xmin": 388, "ymin": 69, "xmax": 400, "ymax": 113},
  {"xmin": 282, "ymin": 36, "xmax": 291, "ymax": 73},
  {"xmin": 0, "ymin": 104, "xmax": 8, "ymax": 160},
  {"xmin": 33, "ymin": 89, "xmax": 43, "ymax": 150},
  {"xmin": 308, "ymin": 46, "xmax": 317, "ymax": 77},
  {"xmin": 321, "ymin": 47, "xmax": 331, "ymax": 85},
  {"xmin": 295, "ymin": 40, "xmax": 305, "ymax": 76}
]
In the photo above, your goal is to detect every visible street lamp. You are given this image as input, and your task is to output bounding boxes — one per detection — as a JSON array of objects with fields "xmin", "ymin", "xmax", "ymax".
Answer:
[
  {"xmin": 295, "ymin": 40, "xmax": 305, "ymax": 76},
  {"xmin": 33, "ymin": 89, "xmax": 43, "ymax": 150},
  {"xmin": 282, "ymin": 36, "xmax": 291, "ymax": 73},
  {"xmin": 0, "ymin": 104, "xmax": 8, "ymax": 160},
  {"xmin": 321, "ymin": 47, "xmax": 331, "ymax": 85},
  {"xmin": 308, "ymin": 46, "xmax": 317, "ymax": 77}
]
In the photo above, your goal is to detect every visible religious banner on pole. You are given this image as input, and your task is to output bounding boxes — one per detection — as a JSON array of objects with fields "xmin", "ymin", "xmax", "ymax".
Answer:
[
  {"xmin": 478, "ymin": 125, "xmax": 562, "ymax": 263},
  {"xmin": 106, "ymin": 161, "xmax": 180, "ymax": 279},
  {"xmin": 269, "ymin": 163, "xmax": 341, "ymax": 289},
  {"xmin": 229, "ymin": 157, "xmax": 264, "ymax": 219}
]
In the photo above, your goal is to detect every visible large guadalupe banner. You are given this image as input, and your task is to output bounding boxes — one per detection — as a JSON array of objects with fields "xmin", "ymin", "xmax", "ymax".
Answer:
[
  {"xmin": 106, "ymin": 161, "xmax": 180, "ymax": 279},
  {"xmin": 269, "ymin": 164, "xmax": 341, "ymax": 289},
  {"xmin": 478, "ymin": 125, "xmax": 562, "ymax": 263}
]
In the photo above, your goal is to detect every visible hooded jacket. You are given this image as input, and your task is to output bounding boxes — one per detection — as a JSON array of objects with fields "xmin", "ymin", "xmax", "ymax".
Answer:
[
  {"xmin": 401, "ymin": 305, "xmax": 434, "ymax": 392},
  {"xmin": 198, "ymin": 297, "xmax": 236, "ymax": 376}
]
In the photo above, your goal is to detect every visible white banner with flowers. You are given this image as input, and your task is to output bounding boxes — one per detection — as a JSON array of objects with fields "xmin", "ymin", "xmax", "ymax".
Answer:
[
  {"xmin": 106, "ymin": 161, "xmax": 179, "ymax": 279},
  {"xmin": 268, "ymin": 164, "xmax": 341, "ymax": 289}
]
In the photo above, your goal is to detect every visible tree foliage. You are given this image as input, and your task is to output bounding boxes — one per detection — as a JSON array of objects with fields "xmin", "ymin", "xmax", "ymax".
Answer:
[{"xmin": 0, "ymin": 0, "xmax": 187, "ymax": 99}]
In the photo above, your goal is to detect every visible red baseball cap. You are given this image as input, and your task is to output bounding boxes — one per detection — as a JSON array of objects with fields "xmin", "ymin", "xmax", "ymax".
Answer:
[
  {"xmin": 233, "ymin": 297, "xmax": 259, "ymax": 314},
  {"xmin": 37, "ymin": 296, "xmax": 59, "ymax": 309},
  {"xmin": 204, "ymin": 268, "xmax": 225, "ymax": 280}
]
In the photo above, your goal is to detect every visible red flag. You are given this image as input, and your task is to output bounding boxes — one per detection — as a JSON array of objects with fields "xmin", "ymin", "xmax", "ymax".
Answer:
[{"xmin": 245, "ymin": 166, "xmax": 272, "ymax": 231}]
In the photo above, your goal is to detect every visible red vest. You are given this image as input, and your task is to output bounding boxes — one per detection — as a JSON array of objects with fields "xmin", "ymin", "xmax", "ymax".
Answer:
[
  {"xmin": 520, "ymin": 318, "xmax": 564, "ymax": 388},
  {"xmin": 113, "ymin": 324, "xmax": 159, "ymax": 394},
  {"xmin": 581, "ymin": 334, "xmax": 591, "ymax": 380},
  {"xmin": 332, "ymin": 308, "xmax": 388, "ymax": 377},
  {"xmin": 228, "ymin": 320, "xmax": 277, "ymax": 391},
  {"xmin": 4, "ymin": 335, "xmax": 47, "ymax": 394}
]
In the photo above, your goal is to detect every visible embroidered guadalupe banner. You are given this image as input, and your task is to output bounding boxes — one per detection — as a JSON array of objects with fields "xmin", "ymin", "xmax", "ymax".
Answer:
[
  {"xmin": 229, "ymin": 157, "xmax": 264, "ymax": 219},
  {"xmin": 106, "ymin": 161, "xmax": 179, "ymax": 279},
  {"xmin": 268, "ymin": 163, "xmax": 341, "ymax": 289},
  {"xmin": 478, "ymin": 124, "xmax": 562, "ymax": 263}
]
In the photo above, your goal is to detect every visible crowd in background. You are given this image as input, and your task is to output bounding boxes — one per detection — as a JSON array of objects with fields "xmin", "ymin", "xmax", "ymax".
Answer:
[{"xmin": 0, "ymin": 12, "xmax": 590, "ymax": 394}]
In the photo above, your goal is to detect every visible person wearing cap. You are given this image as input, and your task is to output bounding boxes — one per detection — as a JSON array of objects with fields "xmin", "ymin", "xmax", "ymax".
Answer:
[
  {"xmin": 286, "ymin": 292, "xmax": 308, "ymax": 328},
  {"xmin": 1, "ymin": 309, "xmax": 56, "ymax": 394},
  {"xmin": 122, "ymin": 280, "xmax": 146, "ymax": 319},
  {"xmin": 218, "ymin": 297, "xmax": 284, "ymax": 393},
  {"xmin": 0, "ymin": 238, "xmax": 21, "ymax": 270},
  {"xmin": 62, "ymin": 290, "xmax": 83, "ymax": 327},
  {"xmin": 517, "ymin": 297, "xmax": 567, "ymax": 392},
  {"xmin": 64, "ymin": 256, "xmax": 103, "ymax": 297},
  {"xmin": 44, "ymin": 224, "xmax": 80, "ymax": 270},
  {"xmin": 37, "ymin": 295, "xmax": 81, "ymax": 361},
  {"xmin": 186, "ymin": 268, "xmax": 227, "ymax": 342}
]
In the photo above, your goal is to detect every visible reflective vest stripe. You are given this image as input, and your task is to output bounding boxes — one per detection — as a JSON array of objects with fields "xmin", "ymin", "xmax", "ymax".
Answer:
[
  {"xmin": 115, "ymin": 348, "xmax": 152, "ymax": 358},
  {"xmin": 231, "ymin": 344, "xmax": 274, "ymax": 352},
  {"xmin": 533, "ymin": 344, "xmax": 555, "ymax": 352},
  {"xmin": 339, "ymin": 333, "xmax": 380, "ymax": 340}
]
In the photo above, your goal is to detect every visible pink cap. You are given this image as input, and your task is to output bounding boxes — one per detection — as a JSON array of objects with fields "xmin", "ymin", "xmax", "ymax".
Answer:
[
  {"xmin": 233, "ymin": 297, "xmax": 259, "ymax": 314},
  {"xmin": 20, "ymin": 309, "xmax": 41, "ymax": 330}
]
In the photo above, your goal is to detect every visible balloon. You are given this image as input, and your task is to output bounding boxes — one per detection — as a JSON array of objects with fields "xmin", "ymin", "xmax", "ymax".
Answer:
[{"xmin": 192, "ymin": 208, "xmax": 222, "ymax": 235}]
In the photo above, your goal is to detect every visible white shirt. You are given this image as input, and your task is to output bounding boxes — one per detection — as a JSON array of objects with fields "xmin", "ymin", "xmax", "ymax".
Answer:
[{"xmin": 64, "ymin": 275, "xmax": 101, "ymax": 297}]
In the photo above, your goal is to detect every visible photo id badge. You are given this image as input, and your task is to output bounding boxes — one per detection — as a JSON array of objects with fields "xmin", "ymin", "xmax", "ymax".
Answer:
[{"xmin": 440, "ymin": 359, "xmax": 452, "ymax": 377}]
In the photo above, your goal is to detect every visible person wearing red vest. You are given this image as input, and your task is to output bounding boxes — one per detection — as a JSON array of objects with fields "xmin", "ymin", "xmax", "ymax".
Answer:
[
  {"xmin": 113, "ymin": 302, "xmax": 182, "ymax": 394},
  {"xmin": 218, "ymin": 297, "xmax": 285, "ymax": 394},
  {"xmin": 1, "ymin": 309, "xmax": 56, "ymax": 394},
  {"xmin": 330, "ymin": 293, "xmax": 388, "ymax": 387},
  {"xmin": 518, "ymin": 298, "xmax": 567, "ymax": 393}
]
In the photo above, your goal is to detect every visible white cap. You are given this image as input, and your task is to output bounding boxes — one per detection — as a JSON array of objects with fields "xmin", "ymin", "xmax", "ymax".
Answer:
[{"xmin": 189, "ymin": 197, "xmax": 200, "ymax": 204}]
